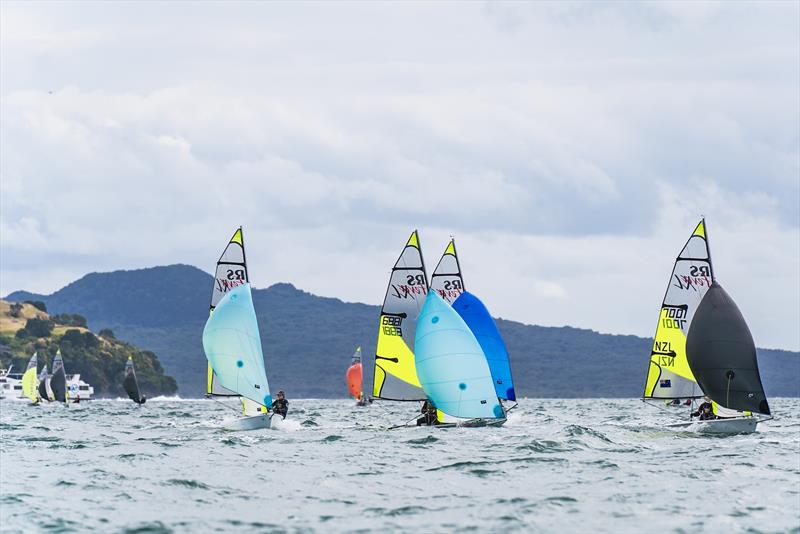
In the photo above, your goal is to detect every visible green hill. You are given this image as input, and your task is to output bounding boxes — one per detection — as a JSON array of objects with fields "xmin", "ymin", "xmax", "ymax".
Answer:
[
  {"xmin": 7, "ymin": 264, "xmax": 798, "ymax": 399},
  {"xmin": 0, "ymin": 300, "xmax": 177, "ymax": 398}
]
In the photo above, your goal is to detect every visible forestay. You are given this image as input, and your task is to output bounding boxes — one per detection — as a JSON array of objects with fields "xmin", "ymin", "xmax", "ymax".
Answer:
[
  {"xmin": 208, "ymin": 227, "xmax": 249, "ymax": 397},
  {"xmin": 415, "ymin": 292, "xmax": 504, "ymax": 420},
  {"xmin": 372, "ymin": 231, "xmax": 428, "ymax": 401},
  {"xmin": 453, "ymin": 292, "xmax": 516, "ymax": 401},
  {"xmin": 644, "ymin": 220, "xmax": 711, "ymax": 400},
  {"xmin": 429, "ymin": 239, "xmax": 465, "ymax": 304},
  {"xmin": 686, "ymin": 282, "xmax": 770, "ymax": 415},
  {"xmin": 21, "ymin": 353, "xmax": 38, "ymax": 402},
  {"xmin": 202, "ymin": 284, "xmax": 272, "ymax": 411}
]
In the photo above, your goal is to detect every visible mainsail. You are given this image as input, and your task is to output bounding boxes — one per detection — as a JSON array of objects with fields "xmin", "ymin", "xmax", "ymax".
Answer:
[
  {"xmin": 21, "ymin": 352, "xmax": 39, "ymax": 402},
  {"xmin": 202, "ymin": 284, "xmax": 271, "ymax": 412},
  {"xmin": 643, "ymin": 220, "xmax": 712, "ymax": 400},
  {"xmin": 372, "ymin": 230, "xmax": 428, "ymax": 401},
  {"xmin": 50, "ymin": 350, "xmax": 67, "ymax": 403},
  {"xmin": 415, "ymin": 292, "xmax": 504, "ymax": 420},
  {"xmin": 453, "ymin": 292, "xmax": 516, "ymax": 401},
  {"xmin": 207, "ymin": 227, "xmax": 249, "ymax": 398},
  {"xmin": 123, "ymin": 356, "xmax": 144, "ymax": 404},
  {"xmin": 346, "ymin": 347, "xmax": 363, "ymax": 400},
  {"xmin": 686, "ymin": 282, "xmax": 770, "ymax": 415},
  {"xmin": 429, "ymin": 239, "xmax": 465, "ymax": 304}
]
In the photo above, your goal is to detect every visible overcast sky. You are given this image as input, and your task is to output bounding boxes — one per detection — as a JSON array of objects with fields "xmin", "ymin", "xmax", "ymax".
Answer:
[{"xmin": 2, "ymin": 2, "xmax": 798, "ymax": 350}]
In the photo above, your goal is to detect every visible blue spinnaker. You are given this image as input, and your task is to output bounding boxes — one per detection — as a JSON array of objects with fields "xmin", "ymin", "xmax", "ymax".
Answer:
[
  {"xmin": 453, "ymin": 291, "xmax": 516, "ymax": 401},
  {"xmin": 414, "ymin": 292, "xmax": 504, "ymax": 420},
  {"xmin": 202, "ymin": 284, "xmax": 271, "ymax": 408}
]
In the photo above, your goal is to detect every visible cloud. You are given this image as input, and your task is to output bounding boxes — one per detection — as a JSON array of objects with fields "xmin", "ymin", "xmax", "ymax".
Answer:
[{"xmin": 1, "ymin": 2, "xmax": 798, "ymax": 350}]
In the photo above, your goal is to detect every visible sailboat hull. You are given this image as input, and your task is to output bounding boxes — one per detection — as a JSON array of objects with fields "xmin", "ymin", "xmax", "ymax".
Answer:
[
  {"xmin": 668, "ymin": 416, "xmax": 759, "ymax": 434},
  {"xmin": 223, "ymin": 414, "xmax": 272, "ymax": 431}
]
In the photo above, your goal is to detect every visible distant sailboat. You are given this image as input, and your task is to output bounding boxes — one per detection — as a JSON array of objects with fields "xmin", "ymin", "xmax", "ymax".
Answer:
[
  {"xmin": 21, "ymin": 353, "xmax": 39, "ymax": 404},
  {"xmin": 50, "ymin": 350, "xmax": 67, "ymax": 405},
  {"xmin": 414, "ymin": 292, "xmax": 506, "ymax": 427},
  {"xmin": 123, "ymin": 356, "xmax": 146, "ymax": 405},
  {"xmin": 643, "ymin": 219, "xmax": 771, "ymax": 433},
  {"xmin": 202, "ymin": 283, "xmax": 273, "ymax": 431},
  {"xmin": 372, "ymin": 230, "xmax": 428, "ymax": 403},
  {"xmin": 346, "ymin": 347, "xmax": 368, "ymax": 406},
  {"xmin": 431, "ymin": 238, "xmax": 517, "ymax": 406},
  {"xmin": 37, "ymin": 362, "xmax": 52, "ymax": 402}
]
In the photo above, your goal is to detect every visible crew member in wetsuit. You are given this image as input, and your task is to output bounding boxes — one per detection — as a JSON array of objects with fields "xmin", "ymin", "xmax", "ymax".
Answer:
[
  {"xmin": 272, "ymin": 390, "xmax": 289, "ymax": 419},
  {"xmin": 416, "ymin": 399, "xmax": 438, "ymax": 426},
  {"xmin": 137, "ymin": 395, "xmax": 147, "ymax": 405},
  {"xmin": 691, "ymin": 397, "xmax": 716, "ymax": 421}
]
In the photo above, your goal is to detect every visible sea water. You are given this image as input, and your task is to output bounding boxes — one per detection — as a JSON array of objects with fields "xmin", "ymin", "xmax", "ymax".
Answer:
[{"xmin": 1, "ymin": 398, "xmax": 798, "ymax": 533}]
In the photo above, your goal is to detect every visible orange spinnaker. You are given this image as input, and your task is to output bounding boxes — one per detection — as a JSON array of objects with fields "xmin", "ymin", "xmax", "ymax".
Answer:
[{"xmin": 346, "ymin": 362, "xmax": 363, "ymax": 399}]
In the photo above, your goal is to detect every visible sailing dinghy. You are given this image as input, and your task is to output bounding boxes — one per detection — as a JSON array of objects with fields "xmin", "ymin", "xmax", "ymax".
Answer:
[
  {"xmin": 414, "ymin": 292, "xmax": 506, "ymax": 427},
  {"xmin": 346, "ymin": 347, "xmax": 368, "ymax": 406},
  {"xmin": 372, "ymin": 230, "xmax": 429, "ymax": 424},
  {"xmin": 123, "ymin": 356, "xmax": 146, "ymax": 405},
  {"xmin": 21, "ymin": 353, "xmax": 40, "ymax": 404},
  {"xmin": 50, "ymin": 350, "xmax": 68, "ymax": 405},
  {"xmin": 37, "ymin": 362, "xmax": 52, "ymax": 402},
  {"xmin": 202, "ymin": 283, "xmax": 273, "ymax": 431},
  {"xmin": 205, "ymin": 227, "xmax": 269, "ymax": 422},
  {"xmin": 643, "ymin": 219, "xmax": 771, "ymax": 434}
]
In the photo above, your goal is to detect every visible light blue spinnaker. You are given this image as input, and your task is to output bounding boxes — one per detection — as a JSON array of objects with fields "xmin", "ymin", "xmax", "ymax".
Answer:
[
  {"xmin": 202, "ymin": 284, "xmax": 271, "ymax": 409},
  {"xmin": 414, "ymin": 291, "xmax": 504, "ymax": 420},
  {"xmin": 453, "ymin": 291, "xmax": 516, "ymax": 402}
]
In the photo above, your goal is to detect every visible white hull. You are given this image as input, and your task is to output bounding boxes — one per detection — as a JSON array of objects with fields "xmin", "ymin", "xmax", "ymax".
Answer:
[
  {"xmin": 222, "ymin": 414, "xmax": 272, "ymax": 431},
  {"xmin": 668, "ymin": 417, "xmax": 759, "ymax": 434}
]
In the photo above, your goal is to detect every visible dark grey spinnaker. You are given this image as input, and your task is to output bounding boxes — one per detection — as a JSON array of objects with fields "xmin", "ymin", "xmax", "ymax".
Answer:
[
  {"xmin": 686, "ymin": 282, "xmax": 770, "ymax": 415},
  {"xmin": 50, "ymin": 351, "xmax": 67, "ymax": 404},
  {"xmin": 37, "ymin": 364, "xmax": 50, "ymax": 402},
  {"xmin": 123, "ymin": 356, "xmax": 145, "ymax": 404}
]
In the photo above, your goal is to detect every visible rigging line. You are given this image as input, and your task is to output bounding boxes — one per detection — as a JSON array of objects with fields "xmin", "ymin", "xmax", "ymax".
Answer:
[
  {"xmin": 210, "ymin": 397, "xmax": 244, "ymax": 415},
  {"xmin": 640, "ymin": 398, "xmax": 695, "ymax": 422},
  {"xmin": 387, "ymin": 412, "xmax": 422, "ymax": 430}
]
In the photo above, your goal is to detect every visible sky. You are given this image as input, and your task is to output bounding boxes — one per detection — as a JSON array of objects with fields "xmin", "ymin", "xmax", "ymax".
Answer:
[{"xmin": 1, "ymin": 1, "xmax": 798, "ymax": 350}]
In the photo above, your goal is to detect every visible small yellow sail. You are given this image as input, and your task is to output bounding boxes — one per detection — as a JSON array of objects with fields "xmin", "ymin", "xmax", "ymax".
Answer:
[{"xmin": 21, "ymin": 366, "xmax": 38, "ymax": 402}]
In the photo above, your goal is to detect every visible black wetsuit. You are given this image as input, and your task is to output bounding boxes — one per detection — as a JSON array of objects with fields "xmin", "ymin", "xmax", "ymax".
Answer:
[
  {"xmin": 416, "ymin": 400, "xmax": 438, "ymax": 426},
  {"xmin": 272, "ymin": 398, "xmax": 289, "ymax": 419},
  {"xmin": 692, "ymin": 402, "xmax": 716, "ymax": 421}
]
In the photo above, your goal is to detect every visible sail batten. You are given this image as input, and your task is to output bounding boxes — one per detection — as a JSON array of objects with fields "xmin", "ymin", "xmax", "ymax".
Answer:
[{"xmin": 372, "ymin": 230, "xmax": 428, "ymax": 401}]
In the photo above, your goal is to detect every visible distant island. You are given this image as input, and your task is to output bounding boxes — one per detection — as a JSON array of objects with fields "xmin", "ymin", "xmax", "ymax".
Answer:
[
  {"xmin": 6, "ymin": 264, "xmax": 798, "ymax": 399},
  {"xmin": 0, "ymin": 300, "xmax": 177, "ymax": 398}
]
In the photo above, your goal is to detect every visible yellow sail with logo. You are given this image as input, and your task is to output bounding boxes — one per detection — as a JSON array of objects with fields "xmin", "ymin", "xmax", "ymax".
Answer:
[
  {"xmin": 372, "ymin": 230, "xmax": 428, "ymax": 401},
  {"xmin": 644, "ymin": 220, "xmax": 712, "ymax": 399},
  {"xmin": 21, "ymin": 352, "xmax": 39, "ymax": 402}
]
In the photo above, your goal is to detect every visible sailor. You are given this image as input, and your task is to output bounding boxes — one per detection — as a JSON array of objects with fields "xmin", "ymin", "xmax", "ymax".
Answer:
[
  {"xmin": 272, "ymin": 390, "xmax": 289, "ymax": 419},
  {"xmin": 416, "ymin": 399, "xmax": 438, "ymax": 426},
  {"xmin": 138, "ymin": 395, "xmax": 147, "ymax": 405},
  {"xmin": 691, "ymin": 397, "xmax": 716, "ymax": 421}
]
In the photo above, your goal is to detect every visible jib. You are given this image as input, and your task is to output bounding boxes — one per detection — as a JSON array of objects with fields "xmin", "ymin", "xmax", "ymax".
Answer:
[
  {"xmin": 406, "ymin": 274, "xmax": 426, "ymax": 286},
  {"xmin": 689, "ymin": 266, "xmax": 711, "ymax": 277},
  {"xmin": 227, "ymin": 269, "xmax": 246, "ymax": 281},
  {"xmin": 443, "ymin": 280, "xmax": 463, "ymax": 290}
]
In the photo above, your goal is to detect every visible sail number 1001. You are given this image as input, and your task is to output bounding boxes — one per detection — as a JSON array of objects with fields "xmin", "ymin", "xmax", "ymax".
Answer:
[{"xmin": 662, "ymin": 307, "xmax": 687, "ymax": 329}]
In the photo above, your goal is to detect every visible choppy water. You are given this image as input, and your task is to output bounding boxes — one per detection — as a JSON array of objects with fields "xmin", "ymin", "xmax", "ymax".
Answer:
[{"xmin": 1, "ymin": 398, "xmax": 798, "ymax": 533}]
